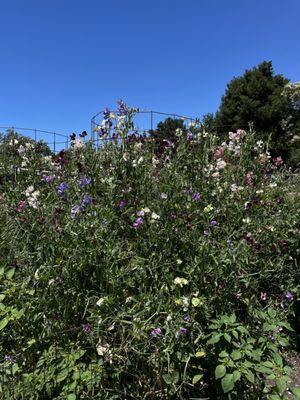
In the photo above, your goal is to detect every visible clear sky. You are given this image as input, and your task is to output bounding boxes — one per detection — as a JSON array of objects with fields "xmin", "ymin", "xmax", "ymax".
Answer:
[{"xmin": 0, "ymin": 0, "xmax": 299, "ymax": 137}]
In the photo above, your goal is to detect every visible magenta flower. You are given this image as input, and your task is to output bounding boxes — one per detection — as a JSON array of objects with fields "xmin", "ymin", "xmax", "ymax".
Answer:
[
  {"xmin": 82, "ymin": 323, "xmax": 91, "ymax": 333},
  {"xmin": 273, "ymin": 156, "xmax": 283, "ymax": 167},
  {"xmin": 133, "ymin": 217, "xmax": 143, "ymax": 228},
  {"xmin": 17, "ymin": 200, "xmax": 26, "ymax": 212}
]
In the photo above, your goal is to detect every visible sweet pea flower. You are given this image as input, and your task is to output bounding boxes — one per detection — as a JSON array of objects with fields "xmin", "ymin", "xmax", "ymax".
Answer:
[
  {"xmin": 133, "ymin": 217, "xmax": 143, "ymax": 228},
  {"xmin": 150, "ymin": 327, "xmax": 162, "ymax": 338}
]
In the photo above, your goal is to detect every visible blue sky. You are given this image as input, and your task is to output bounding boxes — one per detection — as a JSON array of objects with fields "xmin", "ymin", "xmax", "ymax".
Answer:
[{"xmin": 0, "ymin": 0, "xmax": 299, "ymax": 137}]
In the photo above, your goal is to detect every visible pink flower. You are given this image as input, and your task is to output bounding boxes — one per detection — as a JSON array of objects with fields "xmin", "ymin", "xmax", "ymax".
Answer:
[
  {"xmin": 273, "ymin": 156, "xmax": 283, "ymax": 167},
  {"xmin": 245, "ymin": 172, "xmax": 253, "ymax": 187},
  {"xmin": 17, "ymin": 200, "xmax": 26, "ymax": 212},
  {"xmin": 214, "ymin": 146, "xmax": 224, "ymax": 159}
]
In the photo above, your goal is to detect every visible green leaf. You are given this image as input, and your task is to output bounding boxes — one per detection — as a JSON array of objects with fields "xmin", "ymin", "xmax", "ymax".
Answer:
[
  {"xmin": 0, "ymin": 267, "xmax": 4, "ymax": 276},
  {"xmin": 67, "ymin": 394, "xmax": 76, "ymax": 400},
  {"xmin": 163, "ymin": 374, "xmax": 172, "ymax": 385},
  {"xmin": 233, "ymin": 370, "xmax": 241, "ymax": 382},
  {"xmin": 291, "ymin": 387, "xmax": 300, "ymax": 397},
  {"xmin": 245, "ymin": 370, "xmax": 255, "ymax": 384},
  {"xmin": 229, "ymin": 314, "xmax": 236, "ymax": 324},
  {"xmin": 192, "ymin": 374, "xmax": 203, "ymax": 385},
  {"xmin": 224, "ymin": 333, "xmax": 231, "ymax": 343},
  {"xmin": 219, "ymin": 350, "xmax": 228, "ymax": 358},
  {"xmin": 215, "ymin": 364, "xmax": 226, "ymax": 380},
  {"xmin": 0, "ymin": 318, "xmax": 9, "ymax": 331},
  {"xmin": 207, "ymin": 333, "xmax": 221, "ymax": 345},
  {"xmin": 276, "ymin": 377, "xmax": 287, "ymax": 395},
  {"xmin": 6, "ymin": 268, "xmax": 15, "ymax": 279},
  {"xmin": 231, "ymin": 350, "xmax": 242, "ymax": 360},
  {"xmin": 221, "ymin": 373, "xmax": 235, "ymax": 393}
]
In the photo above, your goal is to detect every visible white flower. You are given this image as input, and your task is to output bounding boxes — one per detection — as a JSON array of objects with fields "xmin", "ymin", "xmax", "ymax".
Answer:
[
  {"xmin": 204, "ymin": 204, "xmax": 214, "ymax": 213},
  {"xmin": 216, "ymin": 159, "xmax": 227, "ymax": 170},
  {"xmin": 242, "ymin": 217, "xmax": 251, "ymax": 224},
  {"xmin": 269, "ymin": 182, "xmax": 277, "ymax": 188},
  {"xmin": 231, "ymin": 183, "xmax": 238, "ymax": 192},
  {"xmin": 160, "ymin": 192, "xmax": 168, "ymax": 199},
  {"xmin": 96, "ymin": 339, "xmax": 112, "ymax": 361},
  {"xmin": 256, "ymin": 140, "xmax": 264, "ymax": 148},
  {"xmin": 96, "ymin": 297, "xmax": 106, "ymax": 307},
  {"xmin": 73, "ymin": 138, "xmax": 84, "ymax": 150},
  {"xmin": 123, "ymin": 152, "xmax": 129, "ymax": 162},
  {"xmin": 151, "ymin": 212, "xmax": 160, "ymax": 220},
  {"xmin": 25, "ymin": 186, "xmax": 35, "ymax": 196},
  {"xmin": 256, "ymin": 190, "xmax": 264, "ymax": 194},
  {"xmin": 166, "ymin": 314, "xmax": 172, "ymax": 322},
  {"xmin": 174, "ymin": 277, "xmax": 189, "ymax": 287},
  {"xmin": 152, "ymin": 156, "xmax": 159, "ymax": 166},
  {"xmin": 18, "ymin": 145, "xmax": 26, "ymax": 157}
]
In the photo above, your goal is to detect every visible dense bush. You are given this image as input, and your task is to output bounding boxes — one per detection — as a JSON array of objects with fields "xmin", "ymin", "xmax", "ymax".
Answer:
[{"xmin": 0, "ymin": 104, "xmax": 299, "ymax": 399}]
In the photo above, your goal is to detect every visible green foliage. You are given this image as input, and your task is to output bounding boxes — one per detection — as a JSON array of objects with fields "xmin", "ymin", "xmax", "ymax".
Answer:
[{"xmin": 0, "ymin": 109, "xmax": 299, "ymax": 399}]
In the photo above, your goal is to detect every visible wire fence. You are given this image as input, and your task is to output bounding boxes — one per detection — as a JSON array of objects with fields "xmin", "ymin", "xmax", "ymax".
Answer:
[{"xmin": 0, "ymin": 126, "xmax": 70, "ymax": 154}]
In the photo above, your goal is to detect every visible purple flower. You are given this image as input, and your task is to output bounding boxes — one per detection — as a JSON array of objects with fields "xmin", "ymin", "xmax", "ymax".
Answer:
[
  {"xmin": 82, "ymin": 323, "xmax": 91, "ymax": 333},
  {"xmin": 192, "ymin": 192, "xmax": 201, "ymax": 201},
  {"xmin": 117, "ymin": 99, "xmax": 128, "ymax": 116},
  {"xmin": 137, "ymin": 210, "xmax": 145, "ymax": 217},
  {"xmin": 103, "ymin": 107, "xmax": 111, "ymax": 119},
  {"xmin": 4, "ymin": 355, "xmax": 13, "ymax": 363},
  {"xmin": 183, "ymin": 315, "xmax": 191, "ymax": 323},
  {"xmin": 57, "ymin": 182, "xmax": 68, "ymax": 197},
  {"xmin": 176, "ymin": 327, "xmax": 188, "ymax": 338},
  {"xmin": 117, "ymin": 200, "xmax": 126, "ymax": 209},
  {"xmin": 150, "ymin": 327, "xmax": 162, "ymax": 338},
  {"xmin": 79, "ymin": 176, "xmax": 92, "ymax": 189},
  {"xmin": 42, "ymin": 175, "xmax": 54, "ymax": 184},
  {"xmin": 186, "ymin": 131, "xmax": 193, "ymax": 141},
  {"xmin": 204, "ymin": 229, "xmax": 210, "ymax": 236},
  {"xmin": 133, "ymin": 217, "xmax": 143, "ymax": 228},
  {"xmin": 71, "ymin": 205, "xmax": 82, "ymax": 219},
  {"xmin": 210, "ymin": 220, "xmax": 218, "ymax": 227},
  {"xmin": 81, "ymin": 195, "xmax": 92, "ymax": 207},
  {"xmin": 285, "ymin": 291, "xmax": 294, "ymax": 302}
]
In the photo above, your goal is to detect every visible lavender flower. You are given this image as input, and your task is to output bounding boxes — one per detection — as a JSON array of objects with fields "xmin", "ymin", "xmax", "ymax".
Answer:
[
  {"xmin": 4, "ymin": 355, "xmax": 14, "ymax": 363},
  {"xmin": 176, "ymin": 327, "xmax": 188, "ymax": 338},
  {"xmin": 81, "ymin": 195, "xmax": 92, "ymax": 207},
  {"xmin": 204, "ymin": 229, "xmax": 210, "ymax": 236},
  {"xmin": 103, "ymin": 107, "xmax": 111, "ymax": 119},
  {"xmin": 285, "ymin": 291, "xmax": 294, "ymax": 302},
  {"xmin": 42, "ymin": 175, "xmax": 54, "ymax": 184},
  {"xmin": 150, "ymin": 327, "xmax": 162, "ymax": 338},
  {"xmin": 117, "ymin": 99, "xmax": 128, "ymax": 116},
  {"xmin": 133, "ymin": 217, "xmax": 143, "ymax": 228},
  {"xmin": 117, "ymin": 200, "xmax": 126, "ymax": 209},
  {"xmin": 210, "ymin": 220, "xmax": 218, "ymax": 227},
  {"xmin": 71, "ymin": 205, "xmax": 82, "ymax": 219},
  {"xmin": 57, "ymin": 182, "xmax": 68, "ymax": 197},
  {"xmin": 79, "ymin": 176, "xmax": 92, "ymax": 189},
  {"xmin": 192, "ymin": 192, "xmax": 201, "ymax": 201},
  {"xmin": 183, "ymin": 315, "xmax": 191, "ymax": 322}
]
